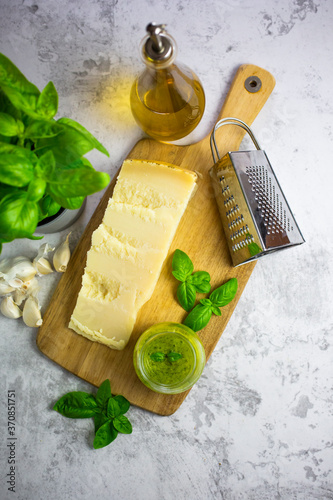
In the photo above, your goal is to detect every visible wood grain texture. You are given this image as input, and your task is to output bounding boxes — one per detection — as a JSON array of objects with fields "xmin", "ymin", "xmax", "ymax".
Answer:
[{"xmin": 36, "ymin": 64, "xmax": 275, "ymax": 415}]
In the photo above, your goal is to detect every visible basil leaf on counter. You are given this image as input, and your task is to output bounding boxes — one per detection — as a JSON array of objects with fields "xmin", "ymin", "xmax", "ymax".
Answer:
[
  {"xmin": 107, "ymin": 397, "xmax": 122, "ymax": 419},
  {"xmin": 172, "ymin": 249, "xmax": 194, "ymax": 281},
  {"xmin": 113, "ymin": 415, "xmax": 133, "ymax": 435},
  {"xmin": 96, "ymin": 379, "xmax": 112, "ymax": 412},
  {"xmin": 53, "ymin": 379, "xmax": 133, "ymax": 450},
  {"xmin": 183, "ymin": 304, "xmax": 212, "ymax": 332},
  {"xmin": 93, "ymin": 420, "xmax": 118, "ymax": 450},
  {"xmin": 209, "ymin": 278, "xmax": 238, "ymax": 308},
  {"xmin": 53, "ymin": 392, "xmax": 100, "ymax": 419},
  {"xmin": 177, "ymin": 281, "xmax": 196, "ymax": 312},
  {"xmin": 113, "ymin": 395, "xmax": 130, "ymax": 415}
]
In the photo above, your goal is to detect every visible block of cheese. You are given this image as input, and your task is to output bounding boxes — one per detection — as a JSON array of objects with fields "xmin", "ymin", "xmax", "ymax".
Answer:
[{"xmin": 69, "ymin": 159, "xmax": 197, "ymax": 350}]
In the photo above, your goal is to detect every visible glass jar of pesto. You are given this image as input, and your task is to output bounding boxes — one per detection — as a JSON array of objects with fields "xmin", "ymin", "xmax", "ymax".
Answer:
[{"xmin": 133, "ymin": 322, "xmax": 206, "ymax": 394}]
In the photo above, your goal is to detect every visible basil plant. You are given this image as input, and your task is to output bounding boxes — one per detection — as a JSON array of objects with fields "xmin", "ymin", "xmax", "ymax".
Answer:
[{"xmin": 0, "ymin": 53, "xmax": 110, "ymax": 252}]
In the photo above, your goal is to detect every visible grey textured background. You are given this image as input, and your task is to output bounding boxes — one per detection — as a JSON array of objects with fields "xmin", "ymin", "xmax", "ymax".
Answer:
[{"xmin": 0, "ymin": 0, "xmax": 332, "ymax": 499}]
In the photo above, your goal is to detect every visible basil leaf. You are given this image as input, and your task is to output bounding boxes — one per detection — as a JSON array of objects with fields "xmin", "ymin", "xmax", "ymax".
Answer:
[
  {"xmin": 0, "ymin": 191, "xmax": 39, "ymax": 240},
  {"xmin": 150, "ymin": 352, "xmax": 166, "ymax": 362},
  {"xmin": 50, "ymin": 195, "xmax": 85, "ymax": 210},
  {"xmin": 199, "ymin": 298, "xmax": 212, "ymax": 307},
  {"xmin": 177, "ymin": 281, "xmax": 196, "ymax": 312},
  {"xmin": 27, "ymin": 178, "xmax": 46, "ymax": 202},
  {"xmin": 112, "ymin": 395, "xmax": 130, "ymax": 415},
  {"xmin": 39, "ymin": 194, "xmax": 61, "ymax": 218},
  {"xmin": 53, "ymin": 392, "xmax": 100, "ymax": 419},
  {"xmin": 0, "ymin": 112, "xmax": 23, "ymax": 136},
  {"xmin": 113, "ymin": 415, "xmax": 132, "ymax": 435},
  {"xmin": 172, "ymin": 249, "xmax": 194, "ymax": 282},
  {"xmin": 35, "ymin": 150, "xmax": 55, "ymax": 179},
  {"xmin": 183, "ymin": 304, "xmax": 212, "ymax": 332},
  {"xmin": 46, "ymin": 161, "xmax": 109, "ymax": 198},
  {"xmin": 209, "ymin": 278, "xmax": 238, "ymax": 308},
  {"xmin": 190, "ymin": 271, "xmax": 211, "ymax": 293},
  {"xmin": 36, "ymin": 81, "xmax": 58, "ymax": 119},
  {"xmin": 96, "ymin": 379, "xmax": 112, "ymax": 411},
  {"xmin": 107, "ymin": 398, "xmax": 121, "ymax": 419},
  {"xmin": 94, "ymin": 412, "xmax": 109, "ymax": 433},
  {"xmin": 93, "ymin": 420, "xmax": 118, "ymax": 449},
  {"xmin": 0, "ymin": 53, "xmax": 40, "ymax": 115},
  {"xmin": 24, "ymin": 119, "xmax": 63, "ymax": 139},
  {"xmin": 167, "ymin": 352, "xmax": 183, "ymax": 362},
  {"xmin": 0, "ymin": 153, "xmax": 34, "ymax": 186},
  {"xmin": 211, "ymin": 305, "xmax": 222, "ymax": 316},
  {"xmin": 58, "ymin": 117, "xmax": 109, "ymax": 157}
]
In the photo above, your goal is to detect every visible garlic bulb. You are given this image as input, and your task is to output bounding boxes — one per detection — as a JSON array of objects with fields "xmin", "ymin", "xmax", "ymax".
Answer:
[
  {"xmin": 22, "ymin": 296, "xmax": 43, "ymax": 327},
  {"xmin": 0, "ymin": 256, "xmax": 37, "ymax": 283},
  {"xmin": 0, "ymin": 279, "xmax": 15, "ymax": 296},
  {"xmin": 33, "ymin": 243, "xmax": 55, "ymax": 275},
  {"xmin": 0, "ymin": 296, "xmax": 23, "ymax": 319},
  {"xmin": 53, "ymin": 232, "xmax": 71, "ymax": 272}
]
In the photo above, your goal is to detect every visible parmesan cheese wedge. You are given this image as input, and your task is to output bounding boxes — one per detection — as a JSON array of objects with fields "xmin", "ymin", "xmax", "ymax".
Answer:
[{"xmin": 69, "ymin": 159, "xmax": 197, "ymax": 350}]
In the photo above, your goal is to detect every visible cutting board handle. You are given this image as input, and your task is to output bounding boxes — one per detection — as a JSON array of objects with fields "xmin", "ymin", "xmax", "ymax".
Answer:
[{"xmin": 210, "ymin": 64, "xmax": 276, "ymax": 157}]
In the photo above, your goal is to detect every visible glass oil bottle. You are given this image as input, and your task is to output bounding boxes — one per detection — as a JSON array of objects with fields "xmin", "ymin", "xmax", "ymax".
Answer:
[{"xmin": 130, "ymin": 23, "xmax": 205, "ymax": 142}]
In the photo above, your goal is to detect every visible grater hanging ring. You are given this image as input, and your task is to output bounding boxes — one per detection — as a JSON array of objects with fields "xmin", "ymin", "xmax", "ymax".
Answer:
[{"xmin": 210, "ymin": 117, "xmax": 261, "ymax": 163}]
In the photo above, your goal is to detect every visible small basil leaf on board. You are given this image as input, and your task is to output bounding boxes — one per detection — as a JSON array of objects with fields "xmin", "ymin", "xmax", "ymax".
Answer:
[
  {"xmin": 190, "ymin": 271, "xmax": 211, "ymax": 287},
  {"xmin": 183, "ymin": 304, "xmax": 212, "ymax": 333},
  {"xmin": 107, "ymin": 398, "xmax": 121, "ymax": 419},
  {"xmin": 172, "ymin": 249, "xmax": 194, "ymax": 282},
  {"xmin": 112, "ymin": 395, "xmax": 130, "ymax": 415},
  {"xmin": 36, "ymin": 81, "xmax": 58, "ymax": 119},
  {"xmin": 209, "ymin": 278, "xmax": 238, "ymax": 308},
  {"xmin": 199, "ymin": 298, "xmax": 212, "ymax": 307},
  {"xmin": 93, "ymin": 420, "xmax": 118, "ymax": 450},
  {"xmin": 113, "ymin": 415, "xmax": 133, "ymax": 435},
  {"xmin": 211, "ymin": 305, "xmax": 222, "ymax": 316},
  {"xmin": 96, "ymin": 379, "xmax": 112, "ymax": 411},
  {"xmin": 177, "ymin": 281, "xmax": 196, "ymax": 312},
  {"xmin": 53, "ymin": 392, "xmax": 100, "ymax": 419}
]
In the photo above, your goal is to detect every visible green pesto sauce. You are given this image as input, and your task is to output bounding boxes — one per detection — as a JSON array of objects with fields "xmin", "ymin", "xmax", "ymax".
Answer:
[{"xmin": 143, "ymin": 333, "xmax": 195, "ymax": 386}]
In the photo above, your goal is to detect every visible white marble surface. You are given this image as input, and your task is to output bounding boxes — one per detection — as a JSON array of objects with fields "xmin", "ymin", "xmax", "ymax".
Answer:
[{"xmin": 0, "ymin": 0, "xmax": 332, "ymax": 498}]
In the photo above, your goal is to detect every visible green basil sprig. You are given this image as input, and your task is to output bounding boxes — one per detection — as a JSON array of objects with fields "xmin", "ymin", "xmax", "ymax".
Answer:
[
  {"xmin": 53, "ymin": 379, "xmax": 132, "ymax": 450},
  {"xmin": 172, "ymin": 249, "xmax": 211, "ymax": 311},
  {"xmin": 183, "ymin": 278, "xmax": 238, "ymax": 332},
  {"xmin": 0, "ymin": 53, "xmax": 110, "ymax": 252}
]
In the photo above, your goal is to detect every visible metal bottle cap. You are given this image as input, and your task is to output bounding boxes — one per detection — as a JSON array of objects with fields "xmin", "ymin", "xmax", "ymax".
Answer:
[{"xmin": 142, "ymin": 23, "xmax": 177, "ymax": 65}]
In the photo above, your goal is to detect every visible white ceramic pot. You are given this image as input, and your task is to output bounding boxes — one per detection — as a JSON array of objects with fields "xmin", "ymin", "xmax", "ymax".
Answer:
[{"xmin": 35, "ymin": 199, "xmax": 86, "ymax": 234}]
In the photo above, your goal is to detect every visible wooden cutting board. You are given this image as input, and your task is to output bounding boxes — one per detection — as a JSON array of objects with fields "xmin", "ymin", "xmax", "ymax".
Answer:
[{"xmin": 37, "ymin": 64, "xmax": 275, "ymax": 415}]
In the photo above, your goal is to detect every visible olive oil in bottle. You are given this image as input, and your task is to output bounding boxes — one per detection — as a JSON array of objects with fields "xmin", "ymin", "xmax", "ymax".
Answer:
[{"xmin": 130, "ymin": 23, "xmax": 205, "ymax": 142}]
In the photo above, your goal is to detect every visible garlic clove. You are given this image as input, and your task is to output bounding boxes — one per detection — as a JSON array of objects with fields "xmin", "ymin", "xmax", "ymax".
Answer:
[
  {"xmin": 53, "ymin": 232, "xmax": 71, "ymax": 273},
  {"xmin": 12, "ymin": 288, "xmax": 26, "ymax": 306},
  {"xmin": 0, "ymin": 256, "xmax": 37, "ymax": 283},
  {"xmin": 33, "ymin": 243, "xmax": 55, "ymax": 275},
  {"xmin": 34, "ymin": 257, "xmax": 54, "ymax": 275},
  {"xmin": 0, "ymin": 279, "xmax": 15, "ymax": 296},
  {"xmin": 0, "ymin": 296, "xmax": 23, "ymax": 319},
  {"xmin": 22, "ymin": 295, "xmax": 43, "ymax": 327},
  {"xmin": 7, "ymin": 277, "xmax": 24, "ymax": 289}
]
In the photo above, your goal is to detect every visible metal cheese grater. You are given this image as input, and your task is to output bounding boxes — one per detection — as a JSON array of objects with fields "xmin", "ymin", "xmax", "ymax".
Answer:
[{"xmin": 209, "ymin": 117, "xmax": 305, "ymax": 267}]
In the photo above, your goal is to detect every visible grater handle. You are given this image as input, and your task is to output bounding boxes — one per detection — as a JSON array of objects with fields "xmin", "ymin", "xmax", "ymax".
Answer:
[{"xmin": 210, "ymin": 117, "xmax": 261, "ymax": 163}]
